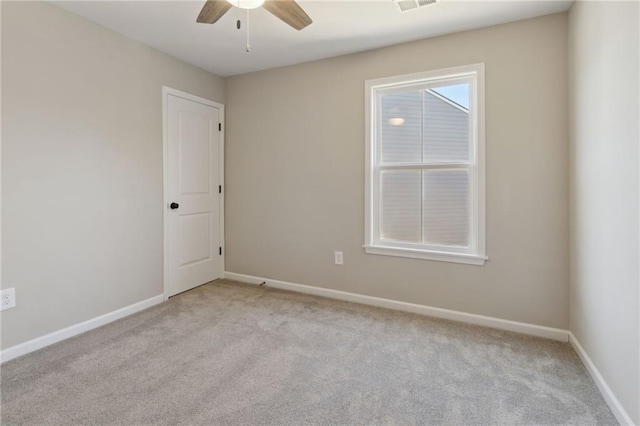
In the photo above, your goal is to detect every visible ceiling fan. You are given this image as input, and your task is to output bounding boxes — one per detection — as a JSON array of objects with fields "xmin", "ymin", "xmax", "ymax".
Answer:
[{"xmin": 196, "ymin": 0, "xmax": 313, "ymax": 31}]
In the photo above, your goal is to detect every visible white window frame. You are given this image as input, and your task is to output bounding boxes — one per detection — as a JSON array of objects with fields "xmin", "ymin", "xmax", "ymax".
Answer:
[{"xmin": 364, "ymin": 64, "xmax": 486, "ymax": 265}]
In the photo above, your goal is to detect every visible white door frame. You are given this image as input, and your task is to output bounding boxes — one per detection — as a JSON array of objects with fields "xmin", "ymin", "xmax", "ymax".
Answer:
[{"xmin": 162, "ymin": 86, "xmax": 225, "ymax": 301}]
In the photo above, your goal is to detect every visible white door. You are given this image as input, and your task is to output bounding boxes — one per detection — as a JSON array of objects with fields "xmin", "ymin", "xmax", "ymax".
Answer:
[{"xmin": 166, "ymin": 92, "xmax": 222, "ymax": 297}]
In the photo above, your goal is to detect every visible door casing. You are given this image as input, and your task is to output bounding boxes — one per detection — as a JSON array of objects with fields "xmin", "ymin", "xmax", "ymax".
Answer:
[{"xmin": 162, "ymin": 86, "xmax": 225, "ymax": 300}]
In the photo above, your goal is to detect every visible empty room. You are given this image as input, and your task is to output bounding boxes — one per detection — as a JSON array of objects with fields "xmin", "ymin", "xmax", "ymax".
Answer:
[{"xmin": 1, "ymin": 0, "xmax": 638, "ymax": 424}]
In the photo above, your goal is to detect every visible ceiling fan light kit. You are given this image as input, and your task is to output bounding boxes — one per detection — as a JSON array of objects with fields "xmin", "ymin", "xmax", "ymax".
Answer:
[{"xmin": 227, "ymin": 0, "xmax": 265, "ymax": 10}]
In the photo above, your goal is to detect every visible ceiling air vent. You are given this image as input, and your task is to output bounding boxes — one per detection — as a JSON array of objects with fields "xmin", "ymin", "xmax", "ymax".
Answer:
[{"xmin": 393, "ymin": 0, "xmax": 438, "ymax": 12}]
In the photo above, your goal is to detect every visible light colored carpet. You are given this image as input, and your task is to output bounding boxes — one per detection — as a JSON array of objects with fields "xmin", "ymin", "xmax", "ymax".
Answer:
[{"xmin": 1, "ymin": 279, "xmax": 616, "ymax": 425}]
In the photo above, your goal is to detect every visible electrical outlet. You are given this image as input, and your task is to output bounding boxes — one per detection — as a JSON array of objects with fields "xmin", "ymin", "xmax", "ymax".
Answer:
[
  {"xmin": 1, "ymin": 288, "xmax": 16, "ymax": 311},
  {"xmin": 334, "ymin": 251, "xmax": 344, "ymax": 265}
]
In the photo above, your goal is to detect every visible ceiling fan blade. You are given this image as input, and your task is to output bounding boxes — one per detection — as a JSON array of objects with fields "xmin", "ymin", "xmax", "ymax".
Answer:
[
  {"xmin": 263, "ymin": 0, "xmax": 313, "ymax": 30},
  {"xmin": 197, "ymin": 1, "xmax": 232, "ymax": 24}
]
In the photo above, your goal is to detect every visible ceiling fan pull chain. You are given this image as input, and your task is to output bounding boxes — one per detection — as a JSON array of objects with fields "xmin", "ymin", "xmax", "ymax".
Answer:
[{"xmin": 245, "ymin": 9, "xmax": 251, "ymax": 53}]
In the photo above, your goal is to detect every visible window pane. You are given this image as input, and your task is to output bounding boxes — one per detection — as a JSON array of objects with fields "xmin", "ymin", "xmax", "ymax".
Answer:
[
  {"xmin": 430, "ymin": 83, "xmax": 470, "ymax": 109},
  {"xmin": 423, "ymin": 84, "xmax": 470, "ymax": 162},
  {"xmin": 380, "ymin": 170, "xmax": 421, "ymax": 243},
  {"xmin": 380, "ymin": 91, "xmax": 422, "ymax": 163},
  {"xmin": 423, "ymin": 170, "xmax": 469, "ymax": 247}
]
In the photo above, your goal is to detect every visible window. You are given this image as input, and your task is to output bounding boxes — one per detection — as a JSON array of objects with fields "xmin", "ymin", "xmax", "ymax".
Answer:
[{"xmin": 364, "ymin": 64, "xmax": 486, "ymax": 265}]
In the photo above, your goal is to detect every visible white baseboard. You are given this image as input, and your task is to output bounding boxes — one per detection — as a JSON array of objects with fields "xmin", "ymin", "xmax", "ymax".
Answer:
[
  {"xmin": 223, "ymin": 271, "xmax": 569, "ymax": 342},
  {"xmin": 569, "ymin": 332, "xmax": 634, "ymax": 425},
  {"xmin": 0, "ymin": 295, "xmax": 164, "ymax": 363}
]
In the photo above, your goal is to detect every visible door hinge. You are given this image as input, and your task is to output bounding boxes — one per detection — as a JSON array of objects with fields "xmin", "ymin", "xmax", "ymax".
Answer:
[
  {"xmin": 219, "ymin": 247, "xmax": 222, "ymax": 255},
  {"xmin": 218, "ymin": 123, "xmax": 222, "ymax": 131},
  {"xmin": 219, "ymin": 185, "xmax": 222, "ymax": 194}
]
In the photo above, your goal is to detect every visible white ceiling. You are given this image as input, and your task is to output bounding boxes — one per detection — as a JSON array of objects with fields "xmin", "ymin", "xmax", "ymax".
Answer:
[{"xmin": 54, "ymin": 0, "xmax": 572, "ymax": 77}]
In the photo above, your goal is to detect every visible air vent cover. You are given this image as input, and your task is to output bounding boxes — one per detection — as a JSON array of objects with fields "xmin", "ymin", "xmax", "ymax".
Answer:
[{"xmin": 393, "ymin": 0, "xmax": 437, "ymax": 12}]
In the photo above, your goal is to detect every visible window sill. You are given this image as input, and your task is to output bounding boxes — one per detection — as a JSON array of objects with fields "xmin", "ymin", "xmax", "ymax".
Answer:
[{"xmin": 363, "ymin": 245, "xmax": 487, "ymax": 266}]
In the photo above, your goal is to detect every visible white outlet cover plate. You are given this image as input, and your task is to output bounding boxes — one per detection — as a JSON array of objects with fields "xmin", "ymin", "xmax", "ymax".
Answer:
[{"xmin": 1, "ymin": 288, "xmax": 16, "ymax": 311}]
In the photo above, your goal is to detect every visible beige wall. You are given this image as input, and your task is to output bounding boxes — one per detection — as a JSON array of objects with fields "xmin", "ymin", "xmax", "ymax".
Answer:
[
  {"xmin": 226, "ymin": 13, "xmax": 569, "ymax": 329},
  {"xmin": 1, "ymin": 1, "xmax": 225, "ymax": 349},
  {"xmin": 569, "ymin": 1, "xmax": 640, "ymax": 423}
]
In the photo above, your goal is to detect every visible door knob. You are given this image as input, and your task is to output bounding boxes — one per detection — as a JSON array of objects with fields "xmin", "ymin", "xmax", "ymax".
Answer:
[{"xmin": 170, "ymin": 202, "xmax": 179, "ymax": 209}]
